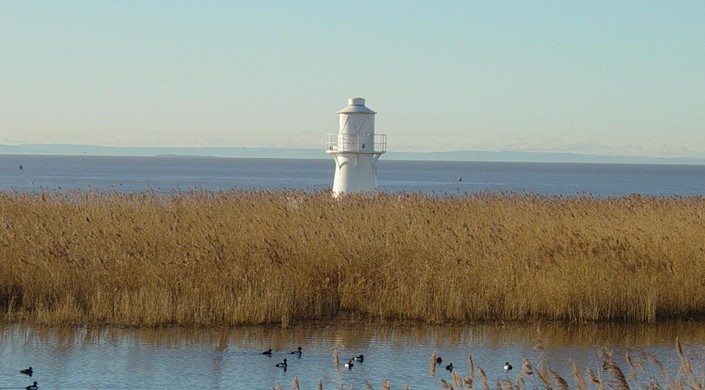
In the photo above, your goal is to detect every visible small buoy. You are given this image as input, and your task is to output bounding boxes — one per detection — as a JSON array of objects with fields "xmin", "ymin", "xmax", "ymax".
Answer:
[{"xmin": 19, "ymin": 164, "xmax": 23, "ymax": 170}]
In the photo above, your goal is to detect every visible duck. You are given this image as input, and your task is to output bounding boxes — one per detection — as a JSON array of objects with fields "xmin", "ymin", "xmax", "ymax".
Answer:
[
  {"xmin": 26, "ymin": 382, "xmax": 38, "ymax": 390},
  {"xmin": 276, "ymin": 358, "xmax": 287, "ymax": 368},
  {"xmin": 344, "ymin": 360, "xmax": 354, "ymax": 369},
  {"xmin": 262, "ymin": 349, "xmax": 272, "ymax": 356},
  {"xmin": 436, "ymin": 356, "xmax": 442, "ymax": 364},
  {"xmin": 446, "ymin": 363, "xmax": 454, "ymax": 371},
  {"xmin": 20, "ymin": 367, "xmax": 33, "ymax": 376},
  {"xmin": 290, "ymin": 347, "xmax": 302, "ymax": 356},
  {"xmin": 353, "ymin": 354, "xmax": 364, "ymax": 363},
  {"xmin": 504, "ymin": 362, "xmax": 513, "ymax": 372}
]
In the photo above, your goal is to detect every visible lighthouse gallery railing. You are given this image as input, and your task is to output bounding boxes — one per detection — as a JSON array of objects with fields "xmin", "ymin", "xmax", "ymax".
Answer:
[{"xmin": 325, "ymin": 133, "xmax": 387, "ymax": 154}]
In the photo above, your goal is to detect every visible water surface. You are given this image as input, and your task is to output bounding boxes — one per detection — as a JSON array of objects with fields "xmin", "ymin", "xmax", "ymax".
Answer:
[
  {"xmin": 1, "ymin": 155, "xmax": 704, "ymax": 196},
  {"xmin": 2, "ymin": 322, "xmax": 704, "ymax": 389}
]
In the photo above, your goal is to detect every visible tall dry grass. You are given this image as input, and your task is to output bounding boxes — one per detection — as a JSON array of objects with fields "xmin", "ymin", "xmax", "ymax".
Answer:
[{"xmin": 0, "ymin": 190, "xmax": 704, "ymax": 326}]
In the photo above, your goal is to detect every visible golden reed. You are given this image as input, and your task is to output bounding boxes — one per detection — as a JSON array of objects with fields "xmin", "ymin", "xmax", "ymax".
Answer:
[{"xmin": 0, "ymin": 190, "xmax": 704, "ymax": 326}]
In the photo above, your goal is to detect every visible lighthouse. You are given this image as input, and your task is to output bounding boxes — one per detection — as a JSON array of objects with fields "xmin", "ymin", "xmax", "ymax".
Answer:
[{"xmin": 326, "ymin": 97, "xmax": 387, "ymax": 197}]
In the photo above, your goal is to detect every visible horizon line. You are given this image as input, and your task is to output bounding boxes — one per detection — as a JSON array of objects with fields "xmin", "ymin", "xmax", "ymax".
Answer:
[{"xmin": 1, "ymin": 143, "xmax": 705, "ymax": 165}]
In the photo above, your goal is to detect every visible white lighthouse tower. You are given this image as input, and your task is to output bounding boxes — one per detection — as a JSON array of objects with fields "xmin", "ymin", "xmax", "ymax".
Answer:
[{"xmin": 326, "ymin": 97, "xmax": 387, "ymax": 197}]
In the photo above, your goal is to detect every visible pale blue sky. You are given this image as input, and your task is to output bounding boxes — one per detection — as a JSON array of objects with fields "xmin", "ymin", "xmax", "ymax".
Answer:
[{"xmin": 1, "ymin": 1, "xmax": 704, "ymax": 157}]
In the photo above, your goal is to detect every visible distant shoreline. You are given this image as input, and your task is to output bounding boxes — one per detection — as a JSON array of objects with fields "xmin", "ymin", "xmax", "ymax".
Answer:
[{"xmin": 2, "ymin": 144, "xmax": 705, "ymax": 165}]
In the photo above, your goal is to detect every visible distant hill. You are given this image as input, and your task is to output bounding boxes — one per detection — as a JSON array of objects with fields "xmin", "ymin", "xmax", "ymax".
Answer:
[
  {"xmin": 389, "ymin": 150, "xmax": 705, "ymax": 165},
  {"xmin": 0, "ymin": 144, "xmax": 324, "ymax": 159},
  {"xmin": 1, "ymin": 143, "xmax": 704, "ymax": 165}
]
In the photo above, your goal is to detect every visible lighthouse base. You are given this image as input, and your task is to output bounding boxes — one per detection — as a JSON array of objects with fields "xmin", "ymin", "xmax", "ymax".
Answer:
[{"xmin": 330, "ymin": 153, "xmax": 381, "ymax": 197}]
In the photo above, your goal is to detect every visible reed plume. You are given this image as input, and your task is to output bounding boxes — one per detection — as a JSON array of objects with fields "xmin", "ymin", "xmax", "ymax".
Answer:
[
  {"xmin": 625, "ymin": 350, "xmax": 639, "ymax": 386},
  {"xmin": 625, "ymin": 351, "xmax": 634, "ymax": 371},
  {"xmin": 571, "ymin": 361, "xmax": 586, "ymax": 390},
  {"xmin": 430, "ymin": 351, "xmax": 438, "ymax": 377},
  {"xmin": 478, "ymin": 366, "xmax": 489, "ymax": 390},
  {"xmin": 644, "ymin": 379, "xmax": 661, "ymax": 390},
  {"xmin": 550, "ymin": 369, "xmax": 569, "ymax": 390},
  {"xmin": 467, "ymin": 353, "xmax": 475, "ymax": 383},
  {"xmin": 501, "ymin": 377, "xmax": 512, "ymax": 390},
  {"xmin": 440, "ymin": 379, "xmax": 453, "ymax": 390},
  {"xmin": 537, "ymin": 367, "xmax": 552, "ymax": 390},
  {"xmin": 602, "ymin": 350, "xmax": 630, "ymax": 390},
  {"xmin": 521, "ymin": 356, "xmax": 534, "ymax": 376},
  {"xmin": 452, "ymin": 369, "xmax": 463, "ymax": 387},
  {"xmin": 676, "ymin": 337, "xmax": 694, "ymax": 377},
  {"xmin": 533, "ymin": 338, "xmax": 544, "ymax": 351},
  {"xmin": 587, "ymin": 367, "xmax": 605, "ymax": 390}
]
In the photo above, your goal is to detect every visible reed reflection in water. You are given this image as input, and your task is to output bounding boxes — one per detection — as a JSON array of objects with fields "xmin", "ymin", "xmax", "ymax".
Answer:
[{"xmin": 1, "ymin": 322, "xmax": 704, "ymax": 389}]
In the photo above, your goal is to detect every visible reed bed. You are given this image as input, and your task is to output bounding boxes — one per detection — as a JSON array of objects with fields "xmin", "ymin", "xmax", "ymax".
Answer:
[{"xmin": 0, "ymin": 190, "xmax": 704, "ymax": 326}]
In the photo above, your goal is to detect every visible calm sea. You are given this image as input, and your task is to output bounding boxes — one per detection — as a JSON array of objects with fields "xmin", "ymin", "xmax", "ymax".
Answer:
[
  {"xmin": 2, "ymin": 322, "xmax": 704, "ymax": 390},
  {"xmin": 1, "ymin": 154, "xmax": 704, "ymax": 196}
]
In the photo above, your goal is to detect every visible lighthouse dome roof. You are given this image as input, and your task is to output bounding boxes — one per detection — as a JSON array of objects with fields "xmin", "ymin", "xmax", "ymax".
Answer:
[{"xmin": 337, "ymin": 97, "xmax": 376, "ymax": 114}]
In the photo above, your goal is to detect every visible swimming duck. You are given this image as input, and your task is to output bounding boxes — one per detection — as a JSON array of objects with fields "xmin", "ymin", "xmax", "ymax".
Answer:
[
  {"xmin": 276, "ymin": 358, "xmax": 288, "ymax": 368},
  {"xmin": 20, "ymin": 367, "xmax": 33, "ymax": 376},
  {"xmin": 353, "ymin": 354, "xmax": 364, "ymax": 363},
  {"xmin": 262, "ymin": 349, "xmax": 272, "ymax": 356},
  {"xmin": 291, "ymin": 347, "xmax": 302, "ymax": 356},
  {"xmin": 26, "ymin": 382, "xmax": 38, "ymax": 390},
  {"xmin": 436, "ymin": 356, "xmax": 442, "ymax": 364},
  {"xmin": 446, "ymin": 363, "xmax": 454, "ymax": 371},
  {"xmin": 344, "ymin": 360, "xmax": 354, "ymax": 369},
  {"xmin": 504, "ymin": 362, "xmax": 513, "ymax": 372}
]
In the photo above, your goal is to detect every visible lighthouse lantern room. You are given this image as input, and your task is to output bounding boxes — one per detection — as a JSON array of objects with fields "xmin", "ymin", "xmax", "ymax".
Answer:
[{"xmin": 326, "ymin": 97, "xmax": 387, "ymax": 197}]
